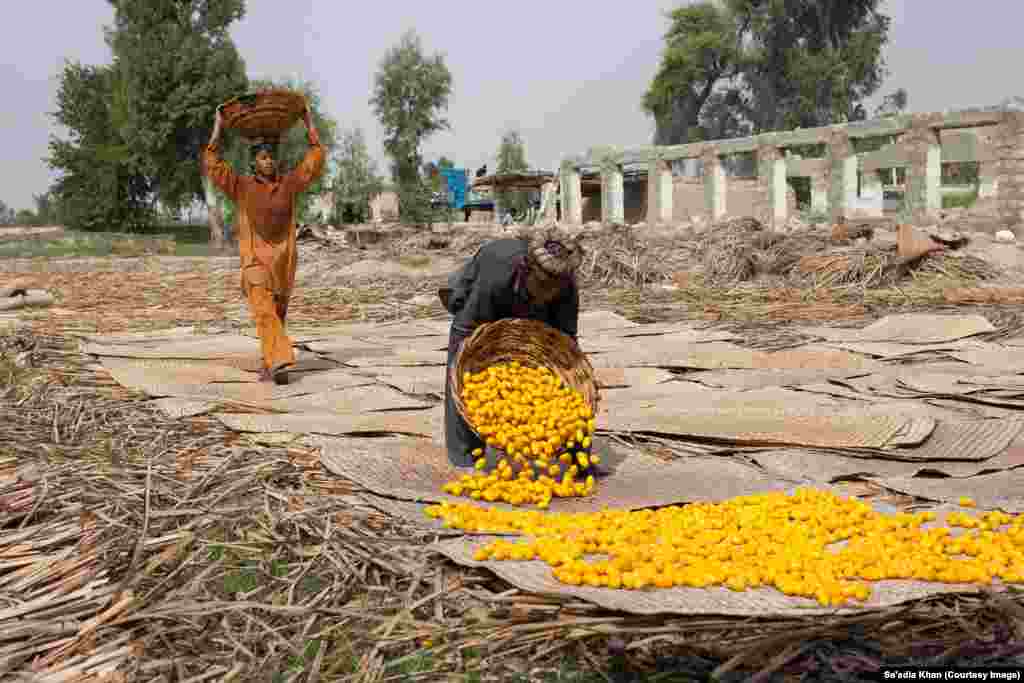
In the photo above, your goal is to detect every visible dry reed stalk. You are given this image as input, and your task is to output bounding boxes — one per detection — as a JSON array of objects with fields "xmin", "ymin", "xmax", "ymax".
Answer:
[
  {"xmin": 944, "ymin": 286, "xmax": 1024, "ymax": 305},
  {"xmin": 5, "ymin": 314, "xmax": 1024, "ymax": 680}
]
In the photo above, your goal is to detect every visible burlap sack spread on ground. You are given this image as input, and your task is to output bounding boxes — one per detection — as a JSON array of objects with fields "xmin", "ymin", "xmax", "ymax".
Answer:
[
  {"xmin": 595, "ymin": 385, "xmax": 916, "ymax": 449},
  {"xmin": 800, "ymin": 314, "xmax": 996, "ymax": 344},
  {"xmin": 318, "ymin": 435, "xmax": 796, "ymax": 515}
]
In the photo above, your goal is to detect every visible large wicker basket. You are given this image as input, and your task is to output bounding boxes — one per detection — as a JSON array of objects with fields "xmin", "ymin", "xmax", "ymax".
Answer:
[
  {"xmin": 218, "ymin": 89, "xmax": 308, "ymax": 141},
  {"xmin": 450, "ymin": 319, "xmax": 600, "ymax": 439}
]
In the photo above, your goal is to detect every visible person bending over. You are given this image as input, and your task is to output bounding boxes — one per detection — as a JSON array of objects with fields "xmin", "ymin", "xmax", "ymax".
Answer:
[{"xmin": 444, "ymin": 226, "xmax": 584, "ymax": 467}]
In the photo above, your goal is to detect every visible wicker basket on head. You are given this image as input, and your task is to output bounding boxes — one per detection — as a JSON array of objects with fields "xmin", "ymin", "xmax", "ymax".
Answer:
[
  {"xmin": 218, "ymin": 89, "xmax": 308, "ymax": 141},
  {"xmin": 451, "ymin": 319, "xmax": 600, "ymax": 439}
]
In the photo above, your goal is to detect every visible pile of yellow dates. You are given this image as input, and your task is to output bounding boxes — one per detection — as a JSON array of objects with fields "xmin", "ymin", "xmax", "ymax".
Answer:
[
  {"xmin": 425, "ymin": 487, "xmax": 1024, "ymax": 607},
  {"xmin": 444, "ymin": 361, "xmax": 599, "ymax": 509}
]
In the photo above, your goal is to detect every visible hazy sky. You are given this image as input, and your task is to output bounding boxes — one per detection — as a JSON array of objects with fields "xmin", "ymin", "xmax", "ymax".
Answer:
[{"xmin": 3, "ymin": 0, "xmax": 1021, "ymax": 211}]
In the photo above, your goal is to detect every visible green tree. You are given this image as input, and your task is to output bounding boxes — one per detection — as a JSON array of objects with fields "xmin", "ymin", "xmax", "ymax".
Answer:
[
  {"xmin": 642, "ymin": 3, "xmax": 745, "ymax": 145},
  {"xmin": 643, "ymin": 0, "xmax": 890, "ymax": 144},
  {"xmin": 370, "ymin": 29, "xmax": 453, "ymax": 225},
  {"xmin": 47, "ymin": 61, "xmax": 154, "ymax": 231},
  {"xmin": 0, "ymin": 201, "xmax": 15, "ymax": 225},
  {"xmin": 875, "ymin": 87, "xmax": 908, "ymax": 117},
  {"xmin": 14, "ymin": 210, "xmax": 38, "ymax": 226},
  {"xmin": 496, "ymin": 129, "xmax": 530, "ymax": 218},
  {"xmin": 103, "ymin": 0, "xmax": 249, "ymax": 240},
  {"xmin": 332, "ymin": 126, "xmax": 383, "ymax": 224}
]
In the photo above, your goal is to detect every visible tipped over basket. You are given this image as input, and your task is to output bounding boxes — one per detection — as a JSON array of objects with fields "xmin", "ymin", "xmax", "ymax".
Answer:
[
  {"xmin": 217, "ymin": 89, "xmax": 308, "ymax": 141},
  {"xmin": 451, "ymin": 318, "xmax": 600, "ymax": 440}
]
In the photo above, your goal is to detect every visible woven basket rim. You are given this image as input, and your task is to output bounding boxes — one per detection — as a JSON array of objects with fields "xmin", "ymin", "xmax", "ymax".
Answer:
[
  {"xmin": 450, "ymin": 319, "xmax": 600, "ymax": 442},
  {"xmin": 218, "ymin": 89, "xmax": 308, "ymax": 138}
]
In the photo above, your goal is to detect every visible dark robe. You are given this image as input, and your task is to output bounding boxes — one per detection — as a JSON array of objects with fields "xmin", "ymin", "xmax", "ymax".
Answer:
[{"xmin": 444, "ymin": 238, "xmax": 579, "ymax": 466}]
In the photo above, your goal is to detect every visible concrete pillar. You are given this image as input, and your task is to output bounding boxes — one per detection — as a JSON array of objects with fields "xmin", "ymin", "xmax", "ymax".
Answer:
[
  {"xmin": 702, "ymin": 149, "xmax": 727, "ymax": 221},
  {"xmin": 811, "ymin": 177, "xmax": 829, "ymax": 214},
  {"xmin": 826, "ymin": 130, "xmax": 857, "ymax": 220},
  {"xmin": 492, "ymin": 194, "xmax": 504, "ymax": 223},
  {"xmin": 760, "ymin": 146, "xmax": 787, "ymax": 228},
  {"xmin": 560, "ymin": 165, "xmax": 583, "ymax": 225},
  {"xmin": 902, "ymin": 124, "xmax": 942, "ymax": 220},
  {"xmin": 646, "ymin": 159, "xmax": 673, "ymax": 224},
  {"xmin": 540, "ymin": 181, "xmax": 558, "ymax": 220},
  {"xmin": 978, "ymin": 161, "xmax": 998, "ymax": 199},
  {"xmin": 858, "ymin": 171, "xmax": 885, "ymax": 218},
  {"xmin": 995, "ymin": 111, "xmax": 1024, "ymax": 234},
  {"xmin": 601, "ymin": 165, "xmax": 625, "ymax": 224}
]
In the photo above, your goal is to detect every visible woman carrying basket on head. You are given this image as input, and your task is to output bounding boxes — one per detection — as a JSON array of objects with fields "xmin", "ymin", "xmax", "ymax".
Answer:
[
  {"xmin": 441, "ymin": 226, "xmax": 584, "ymax": 468},
  {"xmin": 202, "ymin": 104, "xmax": 325, "ymax": 385}
]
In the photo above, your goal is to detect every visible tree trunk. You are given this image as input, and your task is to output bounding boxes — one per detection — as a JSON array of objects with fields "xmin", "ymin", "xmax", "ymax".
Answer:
[{"xmin": 204, "ymin": 177, "xmax": 227, "ymax": 251}]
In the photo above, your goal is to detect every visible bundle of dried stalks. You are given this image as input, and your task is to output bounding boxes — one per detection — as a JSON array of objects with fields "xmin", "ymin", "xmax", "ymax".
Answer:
[
  {"xmin": 578, "ymin": 227, "xmax": 669, "ymax": 288},
  {"xmin": 792, "ymin": 250, "xmax": 889, "ymax": 289},
  {"xmin": 944, "ymin": 286, "xmax": 1024, "ymax": 305}
]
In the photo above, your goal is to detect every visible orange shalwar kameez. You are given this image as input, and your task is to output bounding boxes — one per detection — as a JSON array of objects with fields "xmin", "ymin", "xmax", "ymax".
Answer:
[{"xmin": 201, "ymin": 132, "xmax": 325, "ymax": 373}]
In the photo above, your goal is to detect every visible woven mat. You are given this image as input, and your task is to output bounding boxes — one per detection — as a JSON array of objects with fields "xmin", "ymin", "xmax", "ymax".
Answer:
[
  {"xmin": 150, "ymin": 398, "xmax": 219, "ymax": 419},
  {"xmin": 100, "ymin": 363, "xmax": 376, "ymax": 403},
  {"xmin": 577, "ymin": 311, "xmax": 639, "ymax": 335},
  {"xmin": 356, "ymin": 367, "xmax": 446, "ymax": 395},
  {"xmin": 876, "ymin": 469, "xmax": 1024, "ymax": 513},
  {"xmin": 752, "ymin": 440, "xmax": 1024, "ymax": 482},
  {"xmin": 802, "ymin": 314, "xmax": 996, "ymax": 344},
  {"xmin": 284, "ymin": 321, "xmax": 445, "ymax": 339},
  {"xmin": 596, "ymin": 388, "xmax": 909, "ymax": 449},
  {"xmin": 76, "ymin": 326, "xmax": 198, "ymax": 345},
  {"xmin": 951, "ymin": 343, "xmax": 1024, "ymax": 371},
  {"xmin": 590, "ymin": 342, "xmax": 876, "ymax": 372},
  {"xmin": 99, "ymin": 357, "xmax": 257, "ymax": 384},
  {"xmin": 215, "ymin": 407, "xmax": 442, "ymax": 437},
  {"xmin": 612, "ymin": 324, "xmax": 734, "ymax": 339},
  {"xmin": 595, "ymin": 367, "xmax": 674, "ymax": 388},
  {"xmin": 303, "ymin": 337, "xmax": 396, "ymax": 354},
  {"xmin": 431, "ymin": 537, "xmax": 983, "ymax": 616},
  {"xmin": 318, "ymin": 436, "xmax": 795, "ymax": 513},
  {"xmin": 687, "ymin": 368, "xmax": 862, "ymax": 390},
  {"xmin": 843, "ymin": 418, "xmax": 1024, "ymax": 462},
  {"xmin": 354, "ymin": 335, "xmax": 449, "ymax": 352},
  {"xmin": 82, "ymin": 334, "xmax": 263, "ymax": 359},
  {"xmin": 343, "ymin": 351, "xmax": 448, "ymax": 368},
  {"xmin": 271, "ymin": 385, "xmax": 434, "ymax": 413},
  {"xmin": 820, "ymin": 341, "xmax": 971, "ymax": 359}
]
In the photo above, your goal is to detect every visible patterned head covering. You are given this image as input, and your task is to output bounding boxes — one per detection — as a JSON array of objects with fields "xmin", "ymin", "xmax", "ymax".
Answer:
[
  {"xmin": 523, "ymin": 224, "xmax": 585, "ymax": 280},
  {"xmin": 249, "ymin": 136, "xmax": 279, "ymax": 157}
]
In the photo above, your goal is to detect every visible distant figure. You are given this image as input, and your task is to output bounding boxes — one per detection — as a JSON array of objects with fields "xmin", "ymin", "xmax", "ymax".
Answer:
[
  {"xmin": 475, "ymin": 164, "xmax": 487, "ymax": 178},
  {"xmin": 202, "ymin": 108, "xmax": 325, "ymax": 385}
]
